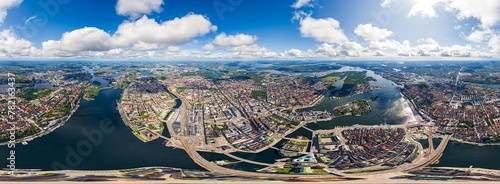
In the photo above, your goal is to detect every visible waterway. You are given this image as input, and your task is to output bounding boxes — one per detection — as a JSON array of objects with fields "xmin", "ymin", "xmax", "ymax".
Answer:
[
  {"xmin": 84, "ymin": 66, "xmax": 110, "ymax": 87},
  {"xmin": 0, "ymin": 88, "xmax": 202, "ymax": 171},
  {"xmin": 418, "ymin": 138, "xmax": 500, "ymax": 170},
  {"xmin": 1, "ymin": 65, "xmax": 499, "ymax": 172},
  {"xmin": 299, "ymin": 66, "xmax": 416, "ymax": 130}
]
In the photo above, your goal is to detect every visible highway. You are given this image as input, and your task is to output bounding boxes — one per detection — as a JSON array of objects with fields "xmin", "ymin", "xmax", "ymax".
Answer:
[
  {"xmin": 401, "ymin": 134, "xmax": 451, "ymax": 172},
  {"xmin": 179, "ymin": 138, "xmax": 351, "ymax": 179},
  {"xmin": 222, "ymin": 153, "xmax": 273, "ymax": 167}
]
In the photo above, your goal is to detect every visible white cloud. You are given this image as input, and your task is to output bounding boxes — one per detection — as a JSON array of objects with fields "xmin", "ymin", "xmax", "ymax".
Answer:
[
  {"xmin": 381, "ymin": 0, "xmax": 393, "ymax": 7},
  {"xmin": 133, "ymin": 42, "xmax": 159, "ymax": 51},
  {"xmin": 110, "ymin": 14, "xmax": 217, "ymax": 48},
  {"xmin": 205, "ymin": 33, "xmax": 268, "ymax": 53},
  {"xmin": 283, "ymin": 49, "xmax": 303, "ymax": 57},
  {"xmin": 212, "ymin": 33, "xmax": 257, "ymax": 48},
  {"xmin": 202, "ymin": 43, "xmax": 215, "ymax": 51},
  {"xmin": 407, "ymin": 0, "xmax": 500, "ymax": 29},
  {"xmin": 489, "ymin": 34, "xmax": 500, "ymax": 55},
  {"xmin": 373, "ymin": 51, "xmax": 386, "ymax": 56},
  {"xmin": 315, "ymin": 42, "xmax": 366, "ymax": 57},
  {"xmin": 0, "ymin": 29, "xmax": 36, "ymax": 57},
  {"xmin": 116, "ymin": 0, "xmax": 163, "ymax": 19},
  {"xmin": 466, "ymin": 29, "xmax": 492, "ymax": 43},
  {"xmin": 299, "ymin": 15, "xmax": 348, "ymax": 44},
  {"xmin": 354, "ymin": 24, "xmax": 393, "ymax": 41},
  {"xmin": 31, "ymin": 14, "xmax": 216, "ymax": 57},
  {"xmin": 167, "ymin": 46, "xmax": 181, "ymax": 53},
  {"xmin": 447, "ymin": 0, "xmax": 500, "ymax": 29},
  {"xmin": 0, "ymin": 0, "xmax": 23, "ymax": 24},
  {"xmin": 42, "ymin": 27, "xmax": 112, "ymax": 56},
  {"xmin": 291, "ymin": 0, "xmax": 313, "ymax": 9},
  {"xmin": 408, "ymin": 0, "xmax": 443, "ymax": 18}
]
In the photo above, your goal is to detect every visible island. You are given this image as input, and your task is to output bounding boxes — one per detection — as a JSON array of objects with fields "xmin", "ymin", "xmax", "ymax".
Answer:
[{"xmin": 334, "ymin": 99, "xmax": 372, "ymax": 116}]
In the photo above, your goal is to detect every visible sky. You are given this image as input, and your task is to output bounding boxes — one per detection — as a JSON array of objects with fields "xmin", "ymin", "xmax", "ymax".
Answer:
[{"xmin": 0, "ymin": 0, "xmax": 499, "ymax": 60}]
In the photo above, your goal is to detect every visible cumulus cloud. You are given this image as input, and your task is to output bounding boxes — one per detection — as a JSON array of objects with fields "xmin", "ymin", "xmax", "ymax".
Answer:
[
  {"xmin": 489, "ymin": 34, "xmax": 500, "ymax": 55},
  {"xmin": 466, "ymin": 29, "xmax": 492, "ymax": 43},
  {"xmin": 167, "ymin": 46, "xmax": 181, "ymax": 53},
  {"xmin": 408, "ymin": 0, "xmax": 443, "ymax": 18},
  {"xmin": 381, "ymin": 0, "xmax": 393, "ymax": 7},
  {"xmin": 406, "ymin": 0, "xmax": 500, "ymax": 29},
  {"xmin": 299, "ymin": 15, "xmax": 348, "ymax": 44},
  {"xmin": 133, "ymin": 42, "xmax": 159, "ymax": 51},
  {"xmin": 116, "ymin": 0, "xmax": 164, "ymax": 19},
  {"xmin": 204, "ymin": 33, "xmax": 268, "ymax": 53},
  {"xmin": 212, "ymin": 33, "xmax": 257, "ymax": 48},
  {"xmin": 283, "ymin": 49, "xmax": 303, "ymax": 57},
  {"xmin": 0, "ymin": 29, "xmax": 36, "ymax": 57},
  {"xmin": 111, "ymin": 14, "xmax": 217, "ymax": 48},
  {"xmin": 0, "ymin": 0, "xmax": 23, "ymax": 24},
  {"xmin": 354, "ymin": 24, "xmax": 394, "ymax": 41},
  {"xmin": 315, "ymin": 42, "xmax": 366, "ymax": 57},
  {"xmin": 291, "ymin": 0, "xmax": 313, "ymax": 9},
  {"xmin": 42, "ymin": 27, "xmax": 112, "ymax": 56},
  {"xmin": 202, "ymin": 43, "xmax": 215, "ymax": 51}
]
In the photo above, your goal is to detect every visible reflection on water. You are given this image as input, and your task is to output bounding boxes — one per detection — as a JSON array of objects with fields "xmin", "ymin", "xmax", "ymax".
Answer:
[
  {"xmin": 0, "ymin": 89, "xmax": 201, "ymax": 171},
  {"xmin": 299, "ymin": 66, "xmax": 416, "ymax": 129}
]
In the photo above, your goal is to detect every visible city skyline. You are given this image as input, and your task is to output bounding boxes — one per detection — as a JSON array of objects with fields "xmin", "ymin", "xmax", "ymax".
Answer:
[{"xmin": 0, "ymin": 0, "xmax": 499, "ymax": 60}]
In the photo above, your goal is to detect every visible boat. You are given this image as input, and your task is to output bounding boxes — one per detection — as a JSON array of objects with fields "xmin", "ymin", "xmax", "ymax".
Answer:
[{"xmin": 22, "ymin": 141, "xmax": 28, "ymax": 145}]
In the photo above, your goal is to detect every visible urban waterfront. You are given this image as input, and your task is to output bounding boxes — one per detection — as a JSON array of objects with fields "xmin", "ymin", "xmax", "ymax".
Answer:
[
  {"xmin": 0, "ymin": 88, "xmax": 202, "ymax": 171},
  {"xmin": 1, "ymin": 70, "xmax": 499, "ymax": 172}
]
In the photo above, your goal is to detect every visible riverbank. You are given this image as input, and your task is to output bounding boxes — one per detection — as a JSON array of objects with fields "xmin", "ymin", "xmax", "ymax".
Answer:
[{"xmin": 0, "ymin": 100, "xmax": 81, "ymax": 146}]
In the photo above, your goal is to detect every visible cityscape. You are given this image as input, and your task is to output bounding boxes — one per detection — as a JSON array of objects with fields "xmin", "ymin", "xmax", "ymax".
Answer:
[{"xmin": 1, "ymin": 0, "xmax": 500, "ymax": 183}]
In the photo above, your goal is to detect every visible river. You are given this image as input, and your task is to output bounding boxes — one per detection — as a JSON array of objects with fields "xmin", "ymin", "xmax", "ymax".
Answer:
[
  {"xmin": 0, "ymin": 89, "xmax": 204, "ymax": 171},
  {"xmin": 1, "ymin": 66, "xmax": 498, "ymax": 172}
]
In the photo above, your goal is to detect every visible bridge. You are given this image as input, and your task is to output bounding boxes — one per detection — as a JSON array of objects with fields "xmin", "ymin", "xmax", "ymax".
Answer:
[
  {"xmin": 222, "ymin": 153, "xmax": 273, "ymax": 167},
  {"xmin": 179, "ymin": 138, "xmax": 351, "ymax": 179},
  {"xmin": 401, "ymin": 134, "xmax": 451, "ymax": 172},
  {"xmin": 282, "ymin": 137, "xmax": 312, "ymax": 142}
]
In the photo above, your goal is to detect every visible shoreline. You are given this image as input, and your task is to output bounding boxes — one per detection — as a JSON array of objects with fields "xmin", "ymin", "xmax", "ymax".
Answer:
[{"xmin": 0, "ymin": 91, "xmax": 83, "ymax": 146}]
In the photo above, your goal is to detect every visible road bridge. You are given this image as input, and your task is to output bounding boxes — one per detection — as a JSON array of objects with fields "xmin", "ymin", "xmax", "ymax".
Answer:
[
  {"xmin": 401, "ymin": 134, "xmax": 451, "ymax": 172},
  {"xmin": 179, "ymin": 138, "xmax": 351, "ymax": 179},
  {"xmin": 222, "ymin": 153, "xmax": 273, "ymax": 167}
]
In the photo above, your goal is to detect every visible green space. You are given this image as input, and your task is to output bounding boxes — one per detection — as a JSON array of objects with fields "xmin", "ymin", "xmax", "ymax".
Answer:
[
  {"xmin": 289, "ymin": 140, "xmax": 308, "ymax": 146},
  {"xmin": 251, "ymin": 90, "xmax": 267, "ymax": 99},
  {"xmin": 176, "ymin": 86, "xmax": 193, "ymax": 93},
  {"xmin": 195, "ymin": 103, "xmax": 203, "ymax": 108},
  {"xmin": 44, "ymin": 99, "xmax": 73, "ymax": 119},
  {"xmin": 457, "ymin": 121, "xmax": 474, "ymax": 128},
  {"xmin": 226, "ymin": 71, "xmax": 266, "ymax": 83},
  {"xmin": 275, "ymin": 167, "xmax": 293, "ymax": 174},
  {"xmin": 180, "ymin": 70, "xmax": 215, "ymax": 79},
  {"xmin": 486, "ymin": 118, "xmax": 495, "ymax": 126},
  {"xmin": 0, "ymin": 126, "xmax": 40, "ymax": 142},
  {"xmin": 270, "ymin": 64, "xmax": 342, "ymax": 73},
  {"xmin": 274, "ymin": 167, "xmax": 329, "ymax": 175},
  {"xmin": 140, "ymin": 111, "xmax": 149, "ymax": 119},
  {"xmin": 213, "ymin": 124, "xmax": 229, "ymax": 132},
  {"xmin": 344, "ymin": 167, "xmax": 394, "ymax": 174},
  {"xmin": 270, "ymin": 115, "xmax": 298, "ymax": 128},
  {"xmin": 64, "ymin": 72, "xmax": 88, "ymax": 80},
  {"xmin": 326, "ymin": 71, "xmax": 376, "ymax": 97},
  {"xmin": 335, "ymin": 99, "xmax": 372, "ymax": 116},
  {"xmin": 320, "ymin": 76, "xmax": 340, "ymax": 83},
  {"xmin": 487, "ymin": 134, "xmax": 500, "ymax": 143},
  {"xmin": 19, "ymin": 88, "xmax": 56, "ymax": 101},
  {"xmin": 85, "ymin": 84, "xmax": 101, "ymax": 99}
]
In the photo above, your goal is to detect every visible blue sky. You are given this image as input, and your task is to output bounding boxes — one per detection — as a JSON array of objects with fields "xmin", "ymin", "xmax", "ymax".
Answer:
[{"xmin": 0, "ymin": 0, "xmax": 499, "ymax": 60}]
